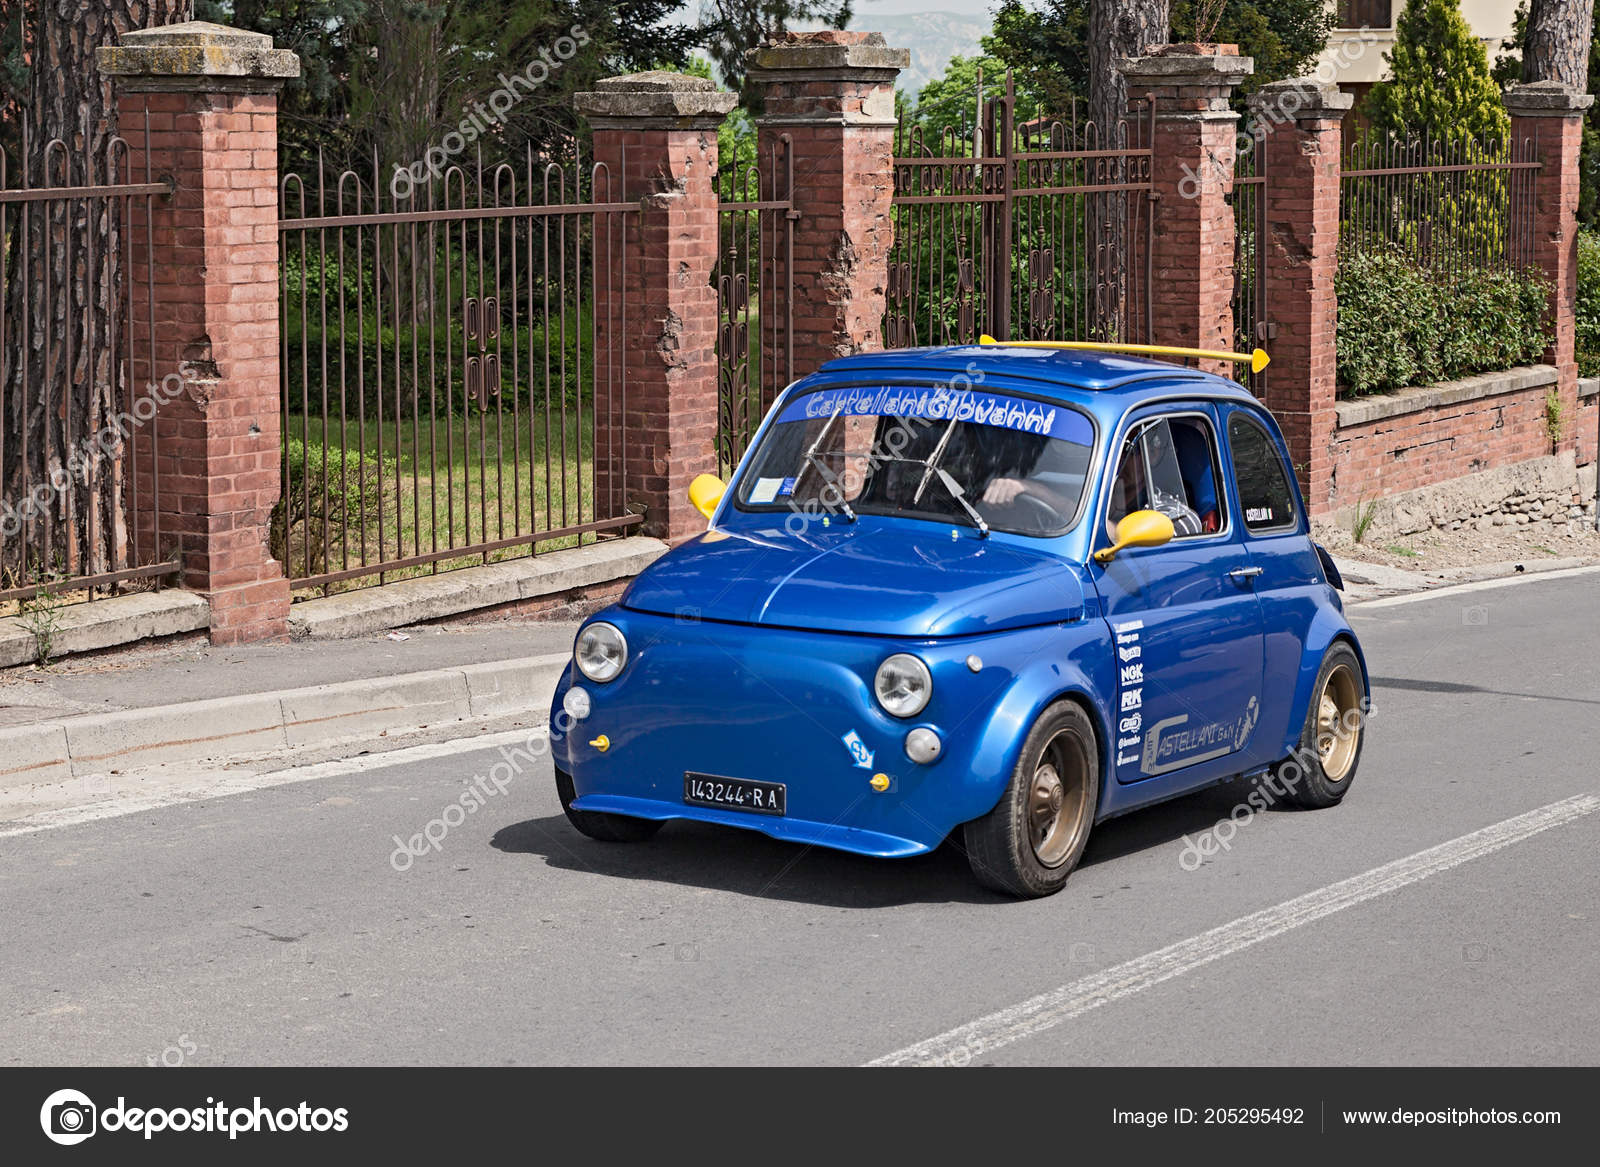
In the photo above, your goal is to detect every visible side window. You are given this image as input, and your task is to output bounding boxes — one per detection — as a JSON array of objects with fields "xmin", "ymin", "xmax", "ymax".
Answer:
[
  {"xmin": 1228, "ymin": 413, "xmax": 1298, "ymax": 533},
  {"xmin": 1106, "ymin": 414, "xmax": 1226, "ymax": 540}
]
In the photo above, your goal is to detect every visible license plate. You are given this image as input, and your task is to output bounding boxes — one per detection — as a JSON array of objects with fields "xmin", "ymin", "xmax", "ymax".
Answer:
[{"xmin": 683, "ymin": 773, "xmax": 786, "ymax": 816}]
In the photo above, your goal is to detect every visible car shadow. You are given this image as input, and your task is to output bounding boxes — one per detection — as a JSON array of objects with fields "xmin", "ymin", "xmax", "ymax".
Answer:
[
  {"xmin": 491, "ymin": 776, "xmax": 1284, "ymax": 908},
  {"xmin": 1077, "ymin": 778, "xmax": 1286, "ymax": 868}
]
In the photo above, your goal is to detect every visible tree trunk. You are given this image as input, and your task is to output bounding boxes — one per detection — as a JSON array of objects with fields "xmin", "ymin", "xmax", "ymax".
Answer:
[
  {"xmin": 1087, "ymin": 0, "xmax": 1168, "ymax": 339},
  {"xmin": 1, "ymin": 0, "xmax": 189, "ymax": 590},
  {"xmin": 1089, "ymin": 0, "xmax": 1169, "ymax": 141},
  {"xmin": 1522, "ymin": 0, "xmax": 1596, "ymax": 88}
]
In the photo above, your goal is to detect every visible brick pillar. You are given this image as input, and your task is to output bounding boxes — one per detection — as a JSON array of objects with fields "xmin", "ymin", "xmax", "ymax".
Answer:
[
  {"xmin": 1507, "ymin": 82, "xmax": 1595, "ymax": 459},
  {"xmin": 747, "ymin": 31, "xmax": 907, "ymax": 375},
  {"xmin": 1248, "ymin": 79, "xmax": 1351, "ymax": 514},
  {"xmin": 575, "ymin": 73, "xmax": 733, "ymax": 542},
  {"xmin": 98, "ymin": 22, "xmax": 297, "ymax": 644},
  {"xmin": 1120, "ymin": 45, "xmax": 1252, "ymax": 375}
]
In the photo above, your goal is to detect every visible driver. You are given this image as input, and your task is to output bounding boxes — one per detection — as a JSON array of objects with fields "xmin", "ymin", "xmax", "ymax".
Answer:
[{"xmin": 973, "ymin": 432, "xmax": 1075, "ymax": 521}]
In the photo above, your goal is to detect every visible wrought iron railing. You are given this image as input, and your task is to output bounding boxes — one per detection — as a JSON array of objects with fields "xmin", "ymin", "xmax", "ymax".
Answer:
[{"xmin": 277, "ymin": 148, "xmax": 640, "ymax": 593}]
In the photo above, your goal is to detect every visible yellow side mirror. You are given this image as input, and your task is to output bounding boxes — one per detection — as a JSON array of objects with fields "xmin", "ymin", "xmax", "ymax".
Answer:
[
  {"xmin": 688, "ymin": 473, "xmax": 726, "ymax": 520},
  {"xmin": 1093, "ymin": 509, "xmax": 1176, "ymax": 564}
]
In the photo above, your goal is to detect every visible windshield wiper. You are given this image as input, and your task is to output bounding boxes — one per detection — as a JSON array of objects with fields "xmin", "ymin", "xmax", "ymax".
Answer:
[
  {"xmin": 801, "ymin": 404, "xmax": 857, "ymax": 522},
  {"xmin": 912, "ymin": 414, "xmax": 960, "ymax": 506},
  {"xmin": 873, "ymin": 454, "xmax": 990, "ymax": 537}
]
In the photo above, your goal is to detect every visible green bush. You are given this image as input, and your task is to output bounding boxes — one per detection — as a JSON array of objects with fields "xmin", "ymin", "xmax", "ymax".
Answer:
[
  {"xmin": 1335, "ymin": 249, "xmax": 1551, "ymax": 395},
  {"xmin": 1576, "ymin": 230, "xmax": 1600, "ymax": 377},
  {"xmin": 272, "ymin": 434, "xmax": 398, "ymax": 577}
]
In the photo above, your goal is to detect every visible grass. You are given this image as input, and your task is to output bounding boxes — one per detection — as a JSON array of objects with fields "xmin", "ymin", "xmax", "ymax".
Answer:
[
  {"xmin": 1385, "ymin": 544, "xmax": 1419, "ymax": 559},
  {"xmin": 284, "ymin": 411, "xmax": 601, "ymax": 593},
  {"xmin": 1352, "ymin": 496, "xmax": 1380, "ymax": 544}
]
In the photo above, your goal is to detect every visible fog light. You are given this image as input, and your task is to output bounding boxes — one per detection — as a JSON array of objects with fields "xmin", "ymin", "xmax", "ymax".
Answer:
[
  {"xmin": 562, "ymin": 686, "xmax": 592, "ymax": 721},
  {"xmin": 905, "ymin": 727, "xmax": 942, "ymax": 764}
]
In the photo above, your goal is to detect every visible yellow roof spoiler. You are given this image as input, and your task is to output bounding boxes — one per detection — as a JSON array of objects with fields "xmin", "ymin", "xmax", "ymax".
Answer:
[{"xmin": 978, "ymin": 334, "xmax": 1271, "ymax": 376}]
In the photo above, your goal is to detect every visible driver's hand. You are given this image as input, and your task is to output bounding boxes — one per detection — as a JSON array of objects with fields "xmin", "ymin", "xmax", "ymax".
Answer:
[{"xmin": 982, "ymin": 477, "xmax": 1026, "ymax": 505}]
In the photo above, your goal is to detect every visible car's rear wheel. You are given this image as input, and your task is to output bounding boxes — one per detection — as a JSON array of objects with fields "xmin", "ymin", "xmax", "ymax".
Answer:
[
  {"xmin": 1275, "ymin": 641, "xmax": 1367, "ymax": 810},
  {"xmin": 555, "ymin": 767, "xmax": 663, "ymax": 843},
  {"xmin": 964, "ymin": 700, "xmax": 1099, "ymax": 897}
]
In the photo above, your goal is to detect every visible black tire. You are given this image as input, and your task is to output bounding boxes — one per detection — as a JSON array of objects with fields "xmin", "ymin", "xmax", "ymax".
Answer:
[
  {"xmin": 963, "ymin": 700, "xmax": 1100, "ymax": 898},
  {"xmin": 1274, "ymin": 641, "xmax": 1367, "ymax": 810},
  {"xmin": 555, "ymin": 767, "xmax": 663, "ymax": 843}
]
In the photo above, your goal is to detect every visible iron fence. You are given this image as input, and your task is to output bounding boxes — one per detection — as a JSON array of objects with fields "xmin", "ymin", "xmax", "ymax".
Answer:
[
  {"xmin": 1339, "ymin": 132, "xmax": 1541, "ymax": 279},
  {"xmin": 277, "ymin": 148, "xmax": 640, "ymax": 593},
  {"xmin": 714, "ymin": 134, "xmax": 793, "ymax": 473},
  {"xmin": 0, "ymin": 120, "xmax": 176, "ymax": 607},
  {"xmin": 884, "ymin": 73, "xmax": 1154, "ymax": 350}
]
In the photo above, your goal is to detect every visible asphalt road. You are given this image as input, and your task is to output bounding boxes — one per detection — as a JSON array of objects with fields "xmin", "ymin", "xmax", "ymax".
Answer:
[{"xmin": 2, "ymin": 571, "xmax": 1597, "ymax": 1066}]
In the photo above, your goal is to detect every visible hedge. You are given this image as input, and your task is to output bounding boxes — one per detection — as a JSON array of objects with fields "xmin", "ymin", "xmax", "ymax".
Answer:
[{"xmin": 1335, "ymin": 249, "xmax": 1551, "ymax": 395}]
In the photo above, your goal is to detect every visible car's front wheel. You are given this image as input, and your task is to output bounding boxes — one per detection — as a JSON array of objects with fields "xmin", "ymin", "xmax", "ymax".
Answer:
[
  {"xmin": 964, "ymin": 700, "xmax": 1099, "ymax": 897},
  {"xmin": 555, "ymin": 767, "xmax": 663, "ymax": 843},
  {"xmin": 1275, "ymin": 641, "xmax": 1367, "ymax": 809}
]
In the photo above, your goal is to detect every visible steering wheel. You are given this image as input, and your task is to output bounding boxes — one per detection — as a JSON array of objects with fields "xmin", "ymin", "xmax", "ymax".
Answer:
[{"xmin": 988, "ymin": 488, "xmax": 1062, "ymax": 534}]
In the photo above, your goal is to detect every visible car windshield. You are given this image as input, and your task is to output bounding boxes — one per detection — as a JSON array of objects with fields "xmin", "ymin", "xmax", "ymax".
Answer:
[{"xmin": 734, "ymin": 385, "xmax": 1096, "ymax": 536}]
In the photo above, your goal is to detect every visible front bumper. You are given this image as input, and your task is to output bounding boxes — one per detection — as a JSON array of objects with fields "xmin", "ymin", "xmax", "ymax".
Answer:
[{"xmin": 551, "ymin": 610, "xmax": 1092, "ymax": 857}]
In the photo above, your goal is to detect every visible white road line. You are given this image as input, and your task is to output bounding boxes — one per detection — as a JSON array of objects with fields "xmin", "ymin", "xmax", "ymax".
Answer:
[
  {"xmin": 1352, "ymin": 563, "xmax": 1600, "ymax": 609},
  {"xmin": 0, "ymin": 727, "xmax": 550, "ymax": 839},
  {"xmin": 866, "ymin": 793, "xmax": 1600, "ymax": 1068}
]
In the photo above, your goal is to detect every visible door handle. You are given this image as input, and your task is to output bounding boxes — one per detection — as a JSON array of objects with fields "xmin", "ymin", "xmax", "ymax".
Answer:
[{"xmin": 1228, "ymin": 566, "xmax": 1264, "ymax": 582}]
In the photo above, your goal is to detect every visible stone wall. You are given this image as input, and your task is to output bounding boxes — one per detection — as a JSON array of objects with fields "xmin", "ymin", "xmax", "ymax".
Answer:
[{"xmin": 1326, "ymin": 451, "xmax": 1594, "ymax": 543}]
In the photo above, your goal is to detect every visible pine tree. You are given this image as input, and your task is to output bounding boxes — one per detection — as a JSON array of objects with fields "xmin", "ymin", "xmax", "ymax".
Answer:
[{"xmin": 1364, "ymin": 0, "xmax": 1509, "ymax": 145}]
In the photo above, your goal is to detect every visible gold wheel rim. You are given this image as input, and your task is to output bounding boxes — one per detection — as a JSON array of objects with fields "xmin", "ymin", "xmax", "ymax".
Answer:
[
  {"xmin": 1316, "ymin": 663, "xmax": 1362, "ymax": 782},
  {"xmin": 1027, "ymin": 732, "xmax": 1091, "ymax": 868}
]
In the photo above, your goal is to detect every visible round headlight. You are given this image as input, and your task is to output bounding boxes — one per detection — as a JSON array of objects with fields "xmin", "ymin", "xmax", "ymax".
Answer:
[
  {"xmin": 575, "ymin": 622, "xmax": 627, "ymax": 682},
  {"xmin": 874, "ymin": 653, "xmax": 932, "ymax": 718}
]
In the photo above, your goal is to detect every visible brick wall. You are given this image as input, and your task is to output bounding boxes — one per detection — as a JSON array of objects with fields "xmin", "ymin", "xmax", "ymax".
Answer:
[
  {"xmin": 749, "ymin": 32, "xmax": 905, "ymax": 379},
  {"xmin": 1330, "ymin": 375, "xmax": 1564, "ymax": 508},
  {"xmin": 1578, "ymin": 385, "xmax": 1598, "ymax": 468},
  {"xmin": 107, "ymin": 29, "xmax": 295, "ymax": 644},
  {"xmin": 579, "ymin": 76, "xmax": 732, "ymax": 543}
]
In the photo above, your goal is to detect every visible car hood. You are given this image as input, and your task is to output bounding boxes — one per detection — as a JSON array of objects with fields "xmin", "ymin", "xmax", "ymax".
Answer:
[{"xmin": 623, "ymin": 524, "xmax": 1085, "ymax": 637}]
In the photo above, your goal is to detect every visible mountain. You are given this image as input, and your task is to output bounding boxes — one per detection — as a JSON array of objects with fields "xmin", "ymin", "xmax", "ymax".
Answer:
[{"xmin": 847, "ymin": 11, "xmax": 992, "ymax": 95}]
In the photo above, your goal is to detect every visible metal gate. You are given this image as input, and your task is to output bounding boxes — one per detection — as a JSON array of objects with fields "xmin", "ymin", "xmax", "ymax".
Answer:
[
  {"xmin": 884, "ymin": 73, "xmax": 1155, "ymax": 350},
  {"xmin": 714, "ymin": 135, "xmax": 794, "ymax": 473},
  {"xmin": 1232, "ymin": 138, "xmax": 1270, "ymax": 397},
  {"xmin": 277, "ymin": 148, "xmax": 640, "ymax": 593}
]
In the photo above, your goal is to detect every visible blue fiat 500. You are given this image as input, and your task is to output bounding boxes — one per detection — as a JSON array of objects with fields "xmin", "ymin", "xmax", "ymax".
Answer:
[{"xmin": 549, "ymin": 341, "xmax": 1369, "ymax": 897}]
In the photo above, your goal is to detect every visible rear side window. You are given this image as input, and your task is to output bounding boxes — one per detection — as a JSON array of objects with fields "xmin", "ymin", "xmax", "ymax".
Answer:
[{"xmin": 1228, "ymin": 413, "xmax": 1298, "ymax": 533}]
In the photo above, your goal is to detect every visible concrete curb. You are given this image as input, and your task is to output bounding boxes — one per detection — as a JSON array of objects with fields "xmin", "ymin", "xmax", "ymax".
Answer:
[
  {"xmin": 0, "ymin": 590, "xmax": 209, "ymax": 670},
  {"xmin": 0, "ymin": 651, "xmax": 571, "ymax": 789},
  {"xmin": 287, "ymin": 537, "xmax": 666, "ymax": 639}
]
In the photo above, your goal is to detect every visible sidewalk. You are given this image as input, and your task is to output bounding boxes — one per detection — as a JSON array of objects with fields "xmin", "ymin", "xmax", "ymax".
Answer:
[
  {"xmin": 0, "ymin": 622, "xmax": 576, "ymax": 728},
  {"xmin": 0, "ymin": 623, "xmax": 580, "ymax": 813}
]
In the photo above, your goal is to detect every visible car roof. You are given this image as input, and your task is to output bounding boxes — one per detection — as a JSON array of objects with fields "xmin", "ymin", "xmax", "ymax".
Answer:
[{"xmin": 811, "ymin": 344, "xmax": 1259, "ymax": 407}]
